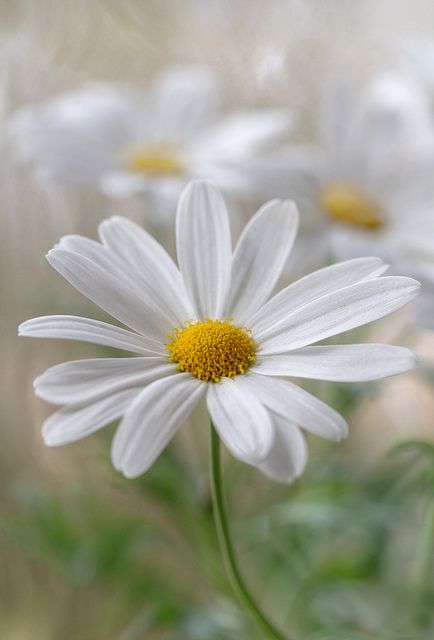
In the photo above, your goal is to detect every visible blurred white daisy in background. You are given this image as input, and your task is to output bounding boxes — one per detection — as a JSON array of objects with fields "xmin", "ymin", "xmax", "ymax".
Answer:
[
  {"xmin": 248, "ymin": 75, "xmax": 434, "ymax": 274},
  {"xmin": 7, "ymin": 65, "xmax": 292, "ymax": 214},
  {"xmin": 393, "ymin": 36, "xmax": 434, "ymax": 96},
  {"xmin": 19, "ymin": 180, "xmax": 419, "ymax": 482},
  {"xmin": 404, "ymin": 262, "xmax": 434, "ymax": 332},
  {"xmin": 414, "ymin": 278, "xmax": 434, "ymax": 331}
]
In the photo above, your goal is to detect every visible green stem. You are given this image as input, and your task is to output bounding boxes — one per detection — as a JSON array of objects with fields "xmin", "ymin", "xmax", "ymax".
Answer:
[
  {"xmin": 413, "ymin": 499, "xmax": 434, "ymax": 589},
  {"xmin": 410, "ymin": 498, "xmax": 434, "ymax": 629},
  {"xmin": 209, "ymin": 422, "xmax": 291, "ymax": 640}
]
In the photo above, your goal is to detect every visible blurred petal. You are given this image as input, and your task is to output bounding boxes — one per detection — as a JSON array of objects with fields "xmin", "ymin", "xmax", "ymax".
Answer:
[
  {"xmin": 150, "ymin": 66, "xmax": 218, "ymax": 140},
  {"xmin": 242, "ymin": 146, "xmax": 323, "ymax": 201},
  {"xmin": 8, "ymin": 83, "xmax": 139, "ymax": 184},
  {"xmin": 194, "ymin": 109, "xmax": 292, "ymax": 160},
  {"xmin": 318, "ymin": 83, "xmax": 356, "ymax": 172}
]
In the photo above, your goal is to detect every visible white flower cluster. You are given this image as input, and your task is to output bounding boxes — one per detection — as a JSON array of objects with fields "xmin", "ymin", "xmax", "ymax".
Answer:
[{"xmin": 13, "ymin": 57, "xmax": 434, "ymax": 481}]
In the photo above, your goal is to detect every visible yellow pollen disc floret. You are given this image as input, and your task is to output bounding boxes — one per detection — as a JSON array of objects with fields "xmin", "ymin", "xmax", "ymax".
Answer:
[
  {"xmin": 123, "ymin": 142, "xmax": 185, "ymax": 175},
  {"xmin": 320, "ymin": 183, "xmax": 383, "ymax": 230},
  {"xmin": 166, "ymin": 319, "xmax": 256, "ymax": 383}
]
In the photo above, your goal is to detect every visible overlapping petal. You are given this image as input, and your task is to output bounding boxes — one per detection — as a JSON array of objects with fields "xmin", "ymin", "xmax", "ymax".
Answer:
[
  {"xmin": 55, "ymin": 232, "xmax": 188, "ymax": 331},
  {"xmin": 207, "ymin": 377, "xmax": 274, "ymax": 464},
  {"xmin": 34, "ymin": 357, "xmax": 174, "ymax": 405},
  {"xmin": 243, "ymin": 373, "xmax": 348, "ymax": 442},
  {"xmin": 225, "ymin": 199, "xmax": 298, "ymax": 323},
  {"xmin": 112, "ymin": 374, "xmax": 205, "ymax": 478},
  {"xmin": 176, "ymin": 180, "xmax": 232, "ymax": 318},
  {"xmin": 248, "ymin": 257, "xmax": 388, "ymax": 335},
  {"xmin": 257, "ymin": 276, "xmax": 420, "ymax": 354},
  {"xmin": 257, "ymin": 416, "xmax": 307, "ymax": 483},
  {"xmin": 42, "ymin": 388, "xmax": 141, "ymax": 446},
  {"xmin": 98, "ymin": 216, "xmax": 194, "ymax": 323},
  {"xmin": 47, "ymin": 249, "xmax": 170, "ymax": 343}
]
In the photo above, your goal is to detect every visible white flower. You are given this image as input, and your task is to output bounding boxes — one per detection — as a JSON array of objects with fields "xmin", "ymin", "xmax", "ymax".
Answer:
[
  {"xmin": 8, "ymin": 66, "xmax": 291, "ymax": 211},
  {"xmin": 393, "ymin": 36, "xmax": 434, "ymax": 94},
  {"xmin": 19, "ymin": 181, "xmax": 419, "ymax": 482},
  {"xmin": 248, "ymin": 76, "xmax": 434, "ymax": 272},
  {"xmin": 405, "ymin": 263, "xmax": 434, "ymax": 332}
]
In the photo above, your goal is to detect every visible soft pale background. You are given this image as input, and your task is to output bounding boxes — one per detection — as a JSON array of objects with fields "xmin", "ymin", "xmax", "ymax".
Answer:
[{"xmin": 2, "ymin": 2, "xmax": 434, "ymax": 639}]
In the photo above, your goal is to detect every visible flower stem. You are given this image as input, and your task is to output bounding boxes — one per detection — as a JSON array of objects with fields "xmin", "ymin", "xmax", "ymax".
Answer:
[{"xmin": 209, "ymin": 422, "xmax": 290, "ymax": 640}]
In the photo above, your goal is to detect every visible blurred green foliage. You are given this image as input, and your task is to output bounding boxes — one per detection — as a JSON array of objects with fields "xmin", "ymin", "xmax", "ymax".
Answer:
[{"xmin": 1, "ymin": 435, "xmax": 434, "ymax": 639}]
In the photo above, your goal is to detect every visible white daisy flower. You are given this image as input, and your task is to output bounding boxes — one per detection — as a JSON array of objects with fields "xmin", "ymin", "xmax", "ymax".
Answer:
[
  {"xmin": 403, "ymin": 262, "xmax": 434, "ymax": 332},
  {"xmin": 393, "ymin": 36, "xmax": 434, "ymax": 95},
  {"xmin": 248, "ymin": 76, "xmax": 434, "ymax": 271},
  {"xmin": 8, "ymin": 65, "xmax": 291, "ymax": 211},
  {"xmin": 19, "ymin": 180, "xmax": 419, "ymax": 482}
]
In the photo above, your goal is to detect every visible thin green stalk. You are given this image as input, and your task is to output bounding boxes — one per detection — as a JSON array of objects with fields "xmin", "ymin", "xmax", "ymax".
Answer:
[
  {"xmin": 410, "ymin": 498, "xmax": 434, "ymax": 629},
  {"xmin": 209, "ymin": 422, "xmax": 291, "ymax": 640},
  {"xmin": 413, "ymin": 499, "xmax": 434, "ymax": 589}
]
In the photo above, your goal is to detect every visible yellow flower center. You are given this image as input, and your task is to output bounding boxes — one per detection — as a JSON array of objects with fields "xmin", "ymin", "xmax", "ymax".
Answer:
[
  {"xmin": 166, "ymin": 319, "xmax": 256, "ymax": 383},
  {"xmin": 320, "ymin": 183, "xmax": 382, "ymax": 230},
  {"xmin": 123, "ymin": 142, "xmax": 185, "ymax": 175}
]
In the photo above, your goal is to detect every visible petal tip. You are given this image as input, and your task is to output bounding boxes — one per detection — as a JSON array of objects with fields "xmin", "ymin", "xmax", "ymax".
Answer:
[{"xmin": 120, "ymin": 466, "xmax": 142, "ymax": 479}]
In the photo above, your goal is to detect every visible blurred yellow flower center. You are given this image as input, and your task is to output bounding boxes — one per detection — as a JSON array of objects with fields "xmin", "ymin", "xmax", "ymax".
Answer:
[
  {"xmin": 123, "ymin": 142, "xmax": 184, "ymax": 175},
  {"xmin": 166, "ymin": 319, "xmax": 256, "ymax": 383},
  {"xmin": 320, "ymin": 183, "xmax": 382, "ymax": 230}
]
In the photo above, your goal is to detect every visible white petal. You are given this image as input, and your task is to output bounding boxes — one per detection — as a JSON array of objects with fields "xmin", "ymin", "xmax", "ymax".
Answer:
[
  {"xmin": 98, "ymin": 216, "xmax": 194, "ymax": 324},
  {"xmin": 47, "ymin": 249, "xmax": 168, "ymax": 344},
  {"xmin": 100, "ymin": 171, "xmax": 151, "ymax": 198},
  {"xmin": 318, "ymin": 83, "xmax": 356, "ymax": 170},
  {"xmin": 149, "ymin": 66, "xmax": 217, "ymax": 140},
  {"xmin": 18, "ymin": 315, "xmax": 163, "ymax": 355},
  {"xmin": 240, "ymin": 146, "xmax": 324, "ymax": 202},
  {"xmin": 112, "ymin": 374, "xmax": 205, "ymax": 478},
  {"xmin": 252, "ymin": 344, "xmax": 416, "ymax": 381},
  {"xmin": 413, "ymin": 274, "xmax": 434, "ymax": 330},
  {"xmin": 257, "ymin": 417, "xmax": 307, "ymax": 484},
  {"xmin": 176, "ymin": 180, "xmax": 232, "ymax": 318},
  {"xmin": 42, "ymin": 388, "xmax": 140, "ymax": 446},
  {"xmin": 243, "ymin": 373, "xmax": 348, "ymax": 442},
  {"xmin": 344, "ymin": 74, "xmax": 434, "ymax": 185},
  {"xmin": 57, "ymin": 234, "xmax": 126, "ymax": 272},
  {"xmin": 258, "ymin": 276, "xmax": 420, "ymax": 354},
  {"xmin": 206, "ymin": 377, "xmax": 274, "ymax": 464},
  {"xmin": 8, "ymin": 83, "xmax": 139, "ymax": 184},
  {"xmin": 249, "ymin": 257, "xmax": 388, "ymax": 335},
  {"xmin": 56, "ymin": 234, "xmax": 184, "ymax": 331},
  {"xmin": 225, "ymin": 199, "xmax": 299, "ymax": 323},
  {"xmin": 193, "ymin": 109, "xmax": 292, "ymax": 160},
  {"xmin": 34, "ymin": 357, "xmax": 174, "ymax": 405}
]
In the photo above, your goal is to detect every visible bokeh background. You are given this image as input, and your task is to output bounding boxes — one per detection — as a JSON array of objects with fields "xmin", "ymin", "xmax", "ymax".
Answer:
[{"xmin": 1, "ymin": 2, "xmax": 434, "ymax": 638}]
